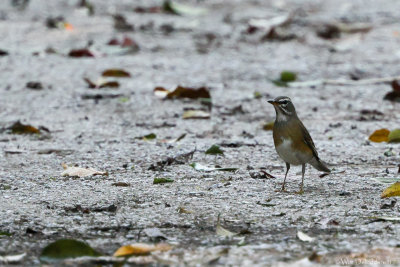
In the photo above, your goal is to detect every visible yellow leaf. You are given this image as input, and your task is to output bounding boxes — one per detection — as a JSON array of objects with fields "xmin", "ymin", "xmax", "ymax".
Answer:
[
  {"xmin": 113, "ymin": 243, "xmax": 171, "ymax": 257},
  {"xmin": 381, "ymin": 182, "xmax": 400, "ymax": 198},
  {"xmin": 368, "ymin": 129, "xmax": 390, "ymax": 143},
  {"xmin": 263, "ymin": 121, "xmax": 274, "ymax": 131}
]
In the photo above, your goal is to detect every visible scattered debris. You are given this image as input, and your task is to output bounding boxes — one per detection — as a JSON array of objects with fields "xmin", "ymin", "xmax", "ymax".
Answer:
[
  {"xmin": 84, "ymin": 78, "xmax": 119, "ymax": 89},
  {"xmin": 271, "ymin": 71, "xmax": 297, "ymax": 87},
  {"xmin": 154, "ymin": 86, "xmax": 211, "ymax": 100},
  {"xmin": 61, "ymin": 163, "xmax": 108, "ymax": 178},
  {"xmin": 40, "ymin": 239, "xmax": 100, "ymax": 263},
  {"xmin": 144, "ymin": 228, "xmax": 168, "ymax": 241},
  {"xmin": 183, "ymin": 110, "xmax": 211, "ymax": 119},
  {"xmin": 68, "ymin": 48, "xmax": 94, "ymax": 58},
  {"xmin": 249, "ymin": 169, "xmax": 275, "ymax": 179},
  {"xmin": 381, "ymin": 182, "xmax": 400, "ymax": 199},
  {"xmin": 102, "ymin": 69, "xmax": 131, "ymax": 78},
  {"xmin": 369, "ymin": 129, "xmax": 390, "ymax": 143},
  {"xmin": 297, "ymin": 231, "xmax": 315, "ymax": 242},
  {"xmin": 113, "ymin": 243, "xmax": 171, "ymax": 257},
  {"xmin": 163, "ymin": 0, "xmax": 207, "ymax": 16},
  {"xmin": 113, "ymin": 14, "xmax": 134, "ymax": 32},
  {"xmin": 216, "ymin": 214, "xmax": 237, "ymax": 238},
  {"xmin": 46, "ymin": 16, "xmax": 73, "ymax": 30},
  {"xmin": 190, "ymin": 163, "xmax": 238, "ymax": 172},
  {"xmin": 263, "ymin": 121, "xmax": 274, "ymax": 131},
  {"xmin": 26, "ymin": 81, "xmax": 43, "ymax": 90},
  {"xmin": 8, "ymin": 121, "xmax": 41, "ymax": 134},
  {"xmin": 0, "ymin": 253, "xmax": 26, "ymax": 264},
  {"xmin": 153, "ymin": 178, "xmax": 174, "ymax": 184},
  {"xmin": 148, "ymin": 149, "xmax": 196, "ymax": 171},
  {"xmin": 205, "ymin": 145, "xmax": 224, "ymax": 155},
  {"xmin": 111, "ymin": 182, "xmax": 130, "ymax": 187}
]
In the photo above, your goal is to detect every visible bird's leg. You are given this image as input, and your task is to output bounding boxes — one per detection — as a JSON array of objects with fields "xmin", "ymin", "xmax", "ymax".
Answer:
[
  {"xmin": 297, "ymin": 164, "xmax": 306, "ymax": 194},
  {"xmin": 281, "ymin": 163, "xmax": 290, "ymax": 191}
]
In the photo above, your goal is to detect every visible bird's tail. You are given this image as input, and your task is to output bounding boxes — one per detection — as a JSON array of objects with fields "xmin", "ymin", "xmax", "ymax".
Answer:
[{"xmin": 309, "ymin": 157, "xmax": 331, "ymax": 173}]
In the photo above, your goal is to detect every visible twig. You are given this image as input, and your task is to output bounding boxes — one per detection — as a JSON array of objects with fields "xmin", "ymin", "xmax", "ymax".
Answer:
[{"xmin": 288, "ymin": 76, "xmax": 400, "ymax": 88}]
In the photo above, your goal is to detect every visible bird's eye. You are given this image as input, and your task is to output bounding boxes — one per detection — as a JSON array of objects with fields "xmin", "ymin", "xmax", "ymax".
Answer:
[{"xmin": 280, "ymin": 101, "xmax": 288, "ymax": 105}]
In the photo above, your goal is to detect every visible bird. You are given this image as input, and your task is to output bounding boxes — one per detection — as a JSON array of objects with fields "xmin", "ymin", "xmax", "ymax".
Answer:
[{"xmin": 268, "ymin": 96, "xmax": 330, "ymax": 193}]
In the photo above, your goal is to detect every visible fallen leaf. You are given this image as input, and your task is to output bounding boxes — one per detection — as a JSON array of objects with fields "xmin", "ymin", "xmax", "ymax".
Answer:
[
  {"xmin": 113, "ymin": 243, "xmax": 171, "ymax": 257},
  {"xmin": 81, "ymin": 93, "xmax": 124, "ymax": 100},
  {"xmin": 84, "ymin": 78, "xmax": 119, "ymax": 89},
  {"xmin": 263, "ymin": 121, "xmax": 274, "ymax": 131},
  {"xmin": 113, "ymin": 14, "xmax": 134, "ymax": 32},
  {"xmin": 368, "ymin": 128, "xmax": 390, "ymax": 142},
  {"xmin": 68, "ymin": 48, "xmax": 94, "ymax": 57},
  {"xmin": 136, "ymin": 133, "xmax": 157, "ymax": 141},
  {"xmin": 388, "ymin": 129, "xmax": 400, "ymax": 143},
  {"xmin": 316, "ymin": 24, "xmax": 340, "ymax": 39},
  {"xmin": 336, "ymin": 22, "xmax": 372, "ymax": 34},
  {"xmin": 161, "ymin": 133, "xmax": 186, "ymax": 143},
  {"xmin": 61, "ymin": 163, "xmax": 107, "ymax": 178},
  {"xmin": 112, "ymin": 182, "xmax": 130, "ymax": 187},
  {"xmin": 102, "ymin": 69, "xmax": 131, "ymax": 77},
  {"xmin": 370, "ymin": 216, "xmax": 400, "ymax": 222},
  {"xmin": 190, "ymin": 163, "xmax": 238, "ymax": 172},
  {"xmin": 8, "ymin": 121, "xmax": 41, "ymax": 134},
  {"xmin": 134, "ymin": 5, "xmax": 162, "ymax": 14},
  {"xmin": 205, "ymin": 145, "xmax": 224, "ymax": 155},
  {"xmin": 216, "ymin": 214, "xmax": 237, "ymax": 238},
  {"xmin": 381, "ymin": 182, "xmax": 400, "ymax": 198},
  {"xmin": 177, "ymin": 206, "xmax": 193, "ymax": 214},
  {"xmin": 154, "ymin": 86, "xmax": 211, "ymax": 100},
  {"xmin": 26, "ymin": 81, "xmax": 43, "ymax": 90},
  {"xmin": 153, "ymin": 178, "xmax": 174, "ymax": 184},
  {"xmin": 0, "ymin": 253, "xmax": 26, "ymax": 264},
  {"xmin": 271, "ymin": 71, "xmax": 297, "ymax": 87},
  {"xmin": 0, "ymin": 49, "xmax": 8, "ymax": 56},
  {"xmin": 144, "ymin": 228, "xmax": 168, "ymax": 241},
  {"xmin": 297, "ymin": 231, "xmax": 315, "ymax": 242},
  {"xmin": 46, "ymin": 16, "xmax": 73, "ymax": 30},
  {"xmin": 247, "ymin": 14, "xmax": 292, "ymax": 41},
  {"xmin": 183, "ymin": 110, "xmax": 210, "ymax": 119},
  {"xmin": 40, "ymin": 239, "xmax": 100, "ymax": 263},
  {"xmin": 163, "ymin": 0, "xmax": 207, "ymax": 16}
]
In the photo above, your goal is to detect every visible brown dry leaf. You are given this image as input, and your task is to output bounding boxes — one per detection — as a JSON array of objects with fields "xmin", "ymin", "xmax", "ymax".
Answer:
[
  {"xmin": 384, "ymin": 80, "xmax": 400, "ymax": 102},
  {"xmin": 113, "ymin": 243, "xmax": 172, "ymax": 257},
  {"xmin": 68, "ymin": 48, "xmax": 94, "ymax": 57},
  {"xmin": 154, "ymin": 86, "xmax": 211, "ymax": 100},
  {"xmin": 102, "ymin": 69, "xmax": 131, "ymax": 78},
  {"xmin": 381, "ymin": 182, "xmax": 400, "ymax": 198},
  {"xmin": 84, "ymin": 78, "xmax": 119, "ymax": 89},
  {"xmin": 182, "ymin": 110, "xmax": 210, "ymax": 119},
  {"xmin": 368, "ymin": 128, "xmax": 390, "ymax": 143},
  {"xmin": 9, "ymin": 121, "xmax": 41, "ymax": 134},
  {"xmin": 61, "ymin": 163, "xmax": 108, "ymax": 178}
]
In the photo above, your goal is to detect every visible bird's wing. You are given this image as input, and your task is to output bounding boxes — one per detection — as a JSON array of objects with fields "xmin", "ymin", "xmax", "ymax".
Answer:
[{"xmin": 298, "ymin": 120, "xmax": 319, "ymax": 159}]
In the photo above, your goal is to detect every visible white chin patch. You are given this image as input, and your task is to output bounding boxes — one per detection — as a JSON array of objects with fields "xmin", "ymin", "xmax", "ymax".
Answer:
[{"xmin": 277, "ymin": 113, "xmax": 288, "ymax": 122}]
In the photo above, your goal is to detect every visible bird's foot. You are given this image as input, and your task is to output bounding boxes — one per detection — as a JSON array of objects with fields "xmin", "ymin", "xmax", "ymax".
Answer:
[{"xmin": 295, "ymin": 187, "xmax": 304, "ymax": 194}]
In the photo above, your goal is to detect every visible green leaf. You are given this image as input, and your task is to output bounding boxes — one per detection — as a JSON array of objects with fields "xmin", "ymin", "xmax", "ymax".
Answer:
[
  {"xmin": 39, "ymin": 239, "xmax": 101, "ymax": 263},
  {"xmin": 153, "ymin": 178, "xmax": 174, "ymax": 184},
  {"xmin": 388, "ymin": 129, "xmax": 400, "ymax": 143},
  {"xmin": 205, "ymin": 145, "xmax": 224, "ymax": 155},
  {"xmin": 271, "ymin": 71, "xmax": 297, "ymax": 87},
  {"xmin": 0, "ymin": 231, "xmax": 12, "ymax": 236},
  {"xmin": 280, "ymin": 71, "xmax": 297, "ymax": 82},
  {"xmin": 253, "ymin": 91, "xmax": 262, "ymax": 99}
]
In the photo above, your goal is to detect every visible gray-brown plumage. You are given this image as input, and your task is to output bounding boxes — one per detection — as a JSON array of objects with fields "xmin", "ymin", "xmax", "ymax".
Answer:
[{"xmin": 268, "ymin": 96, "xmax": 330, "ymax": 193}]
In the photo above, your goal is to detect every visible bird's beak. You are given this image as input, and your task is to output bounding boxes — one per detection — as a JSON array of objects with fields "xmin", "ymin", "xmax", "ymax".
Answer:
[{"xmin": 268, "ymin": 100, "xmax": 276, "ymax": 105}]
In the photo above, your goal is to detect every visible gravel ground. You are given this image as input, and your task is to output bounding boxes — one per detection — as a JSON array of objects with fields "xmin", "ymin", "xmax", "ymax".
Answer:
[{"xmin": 0, "ymin": 0, "xmax": 400, "ymax": 266}]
